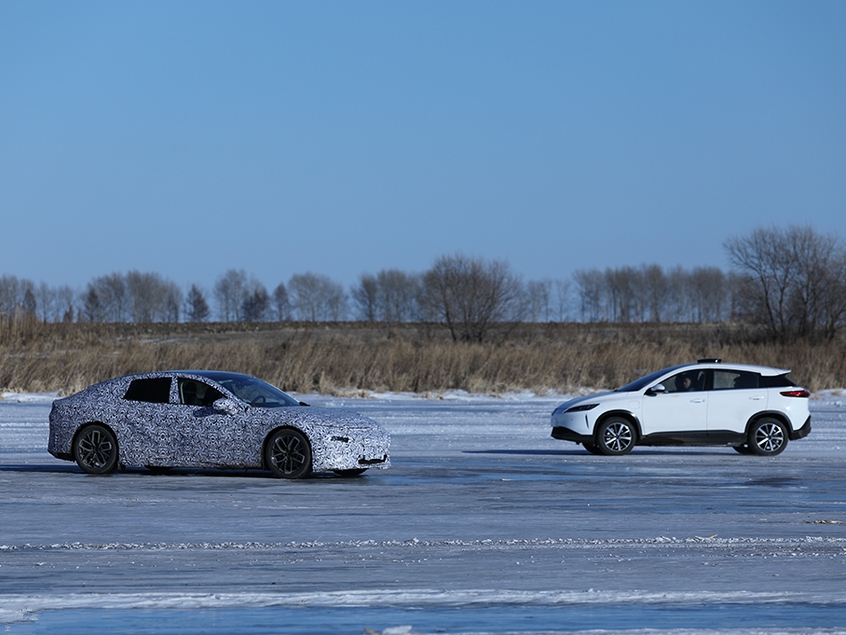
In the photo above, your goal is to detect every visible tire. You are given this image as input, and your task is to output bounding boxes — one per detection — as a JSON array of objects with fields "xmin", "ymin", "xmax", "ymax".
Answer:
[
  {"xmin": 582, "ymin": 442, "xmax": 604, "ymax": 455},
  {"xmin": 748, "ymin": 418, "xmax": 788, "ymax": 457},
  {"xmin": 264, "ymin": 428, "xmax": 312, "ymax": 479},
  {"xmin": 595, "ymin": 417, "xmax": 636, "ymax": 456},
  {"xmin": 333, "ymin": 468, "xmax": 368, "ymax": 477},
  {"xmin": 732, "ymin": 444, "xmax": 753, "ymax": 455},
  {"xmin": 73, "ymin": 424, "xmax": 119, "ymax": 474}
]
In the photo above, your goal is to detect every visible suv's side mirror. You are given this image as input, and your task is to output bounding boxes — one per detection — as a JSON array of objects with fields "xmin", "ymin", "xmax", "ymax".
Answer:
[
  {"xmin": 646, "ymin": 383, "xmax": 666, "ymax": 396},
  {"xmin": 213, "ymin": 398, "xmax": 245, "ymax": 416}
]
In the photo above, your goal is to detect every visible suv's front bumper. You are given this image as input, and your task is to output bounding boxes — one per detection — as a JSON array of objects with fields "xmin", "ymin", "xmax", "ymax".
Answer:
[{"xmin": 551, "ymin": 426, "xmax": 592, "ymax": 444}]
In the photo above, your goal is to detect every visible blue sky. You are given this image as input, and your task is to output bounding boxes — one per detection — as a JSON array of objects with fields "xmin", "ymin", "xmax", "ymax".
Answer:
[{"xmin": 2, "ymin": 1, "xmax": 844, "ymax": 292}]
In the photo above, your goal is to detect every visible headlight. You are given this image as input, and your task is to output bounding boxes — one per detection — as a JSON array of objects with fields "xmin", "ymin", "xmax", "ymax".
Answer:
[{"xmin": 565, "ymin": 403, "xmax": 599, "ymax": 413}]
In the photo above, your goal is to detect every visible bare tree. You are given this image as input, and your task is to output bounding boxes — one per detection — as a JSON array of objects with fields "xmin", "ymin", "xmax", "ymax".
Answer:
[
  {"xmin": 214, "ymin": 269, "xmax": 248, "ymax": 322},
  {"xmin": 0, "ymin": 275, "xmax": 36, "ymax": 318},
  {"xmin": 125, "ymin": 271, "xmax": 181, "ymax": 323},
  {"xmin": 352, "ymin": 274, "xmax": 379, "ymax": 321},
  {"xmin": 553, "ymin": 279, "xmax": 571, "ymax": 322},
  {"xmin": 689, "ymin": 267, "xmax": 727, "ymax": 323},
  {"xmin": 86, "ymin": 273, "xmax": 127, "ymax": 322},
  {"xmin": 642, "ymin": 264, "xmax": 667, "ymax": 322},
  {"xmin": 725, "ymin": 225, "xmax": 846, "ymax": 340},
  {"xmin": 420, "ymin": 255, "xmax": 523, "ymax": 342},
  {"xmin": 289, "ymin": 273, "xmax": 347, "ymax": 321},
  {"xmin": 377, "ymin": 269, "xmax": 419, "ymax": 321},
  {"xmin": 573, "ymin": 269, "xmax": 605, "ymax": 322},
  {"xmin": 273, "ymin": 283, "xmax": 291, "ymax": 321}
]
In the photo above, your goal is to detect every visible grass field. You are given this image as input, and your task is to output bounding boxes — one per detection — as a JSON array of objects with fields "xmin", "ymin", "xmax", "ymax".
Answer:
[{"xmin": 1, "ymin": 318, "xmax": 844, "ymax": 395}]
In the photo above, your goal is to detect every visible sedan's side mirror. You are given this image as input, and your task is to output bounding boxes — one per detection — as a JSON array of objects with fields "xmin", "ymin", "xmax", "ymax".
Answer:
[
  {"xmin": 646, "ymin": 384, "xmax": 666, "ymax": 396},
  {"xmin": 213, "ymin": 398, "xmax": 245, "ymax": 416}
]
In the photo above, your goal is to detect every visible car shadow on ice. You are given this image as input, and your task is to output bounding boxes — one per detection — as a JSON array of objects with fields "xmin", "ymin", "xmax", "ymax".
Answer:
[
  {"xmin": 462, "ymin": 449, "xmax": 582, "ymax": 456},
  {"xmin": 463, "ymin": 448, "xmax": 761, "ymax": 457},
  {"xmin": 0, "ymin": 464, "xmax": 377, "ymax": 481}
]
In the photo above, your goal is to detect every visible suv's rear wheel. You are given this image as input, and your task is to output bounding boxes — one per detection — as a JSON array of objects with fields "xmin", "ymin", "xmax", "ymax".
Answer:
[
  {"xmin": 595, "ymin": 417, "xmax": 636, "ymax": 455},
  {"xmin": 748, "ymin": 418, "xmax": 788, "ymax": 456}
]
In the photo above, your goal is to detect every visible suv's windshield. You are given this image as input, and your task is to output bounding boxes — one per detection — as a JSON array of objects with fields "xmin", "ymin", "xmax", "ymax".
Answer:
[
  {"xmin": 197, "ymin": 373, "xmax": 301, "ymax": 407},
  {"xmin": 615, "ymin": 365, "xmax": 688, "ymax": 392}
]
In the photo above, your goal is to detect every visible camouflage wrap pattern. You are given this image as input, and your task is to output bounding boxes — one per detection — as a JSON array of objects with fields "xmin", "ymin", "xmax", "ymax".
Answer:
[{"xmin": 48, "ymin": 372, "xmax": 390, "ymax": 475}]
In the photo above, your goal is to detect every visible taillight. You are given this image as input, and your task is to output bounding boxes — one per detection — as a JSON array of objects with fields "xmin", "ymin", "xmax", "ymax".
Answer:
[{"xmin": 780, "ymin": 390, "xmax": 810, "ymax": 398}]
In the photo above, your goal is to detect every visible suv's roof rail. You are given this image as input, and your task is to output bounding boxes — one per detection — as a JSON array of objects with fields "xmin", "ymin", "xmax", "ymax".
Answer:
[{"xmin": 697, "ymin": 358, "xmax": 722, "ymax": 363}]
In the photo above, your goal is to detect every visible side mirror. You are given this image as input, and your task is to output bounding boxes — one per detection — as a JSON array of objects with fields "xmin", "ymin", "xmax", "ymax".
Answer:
[
  {"xmin": 646, "ymin": 383, "xmax": 666, "ymax": 396},
  {"xmin": 213, "ymin": 398, "xmax": 245, "ymax": 416}
]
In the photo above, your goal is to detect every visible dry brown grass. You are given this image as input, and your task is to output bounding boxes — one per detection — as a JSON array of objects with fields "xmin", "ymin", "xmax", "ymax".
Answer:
[{"xmin": 1, "ymin": 318, "xmax": 844, "ymax": 396}]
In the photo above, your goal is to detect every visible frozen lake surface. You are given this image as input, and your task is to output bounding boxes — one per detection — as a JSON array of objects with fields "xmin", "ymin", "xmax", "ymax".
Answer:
[{"xmin": 1, "ymin": 389, "xmax": 846, "ymax": 634}]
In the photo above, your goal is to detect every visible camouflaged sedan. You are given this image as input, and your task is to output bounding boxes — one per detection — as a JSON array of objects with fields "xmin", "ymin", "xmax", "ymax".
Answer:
[{"xmin": 48, "ymin": 371, "xmax": 390, "ymax": 478}]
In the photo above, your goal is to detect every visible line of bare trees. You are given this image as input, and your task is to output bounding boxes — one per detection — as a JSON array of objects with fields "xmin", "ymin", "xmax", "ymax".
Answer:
[{"xmin": 2, "ymin": 226, "xmax": 845, "ymax": 342}]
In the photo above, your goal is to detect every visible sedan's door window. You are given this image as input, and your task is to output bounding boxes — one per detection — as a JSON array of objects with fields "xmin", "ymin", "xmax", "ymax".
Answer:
[
  {"xmin": 124, "ymin": 378, "xmax": 172, "ymax": 403},
  {"xmin": 178, "ymin": 378, "xmax": 224, "ymax": 407}
]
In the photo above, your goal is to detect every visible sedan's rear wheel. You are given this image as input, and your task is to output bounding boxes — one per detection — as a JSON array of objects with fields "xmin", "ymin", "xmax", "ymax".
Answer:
[
  {"xmin": 595, "ymin": 417, "xmax": 636, "ymax": 456},
  {"xmin": 73, "ymin": 424, "xmax": 118, "ymax": 474},
  {"xmin": 748, "ymin": 418, "xmax": 788, "ymax": 456},
  {"xmin": 265, "ymin": 428, "xmax": 312, "ymax": 479}
]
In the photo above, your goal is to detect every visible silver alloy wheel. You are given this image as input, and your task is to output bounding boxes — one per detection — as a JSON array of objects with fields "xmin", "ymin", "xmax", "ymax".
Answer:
[
  {"xmin": 74, "ymin": 424, "xmax": 118, "ymax": 474},
  {"xmin": 750, "ymin": 419, "xmax": 787, "ymax": 456},
  {"xmin": 265, "ymin": 429, "xmax": 312, "ymax": 478},
  {"xmin": 596, "ymin": 417, "xmax": 635, "ymax": 455}
]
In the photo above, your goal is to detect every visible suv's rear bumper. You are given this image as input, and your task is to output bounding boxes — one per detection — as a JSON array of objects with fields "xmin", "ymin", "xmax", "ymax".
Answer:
[{"xmin": 790, "ymin": 416, "xmax": 811, "ymax": 441}]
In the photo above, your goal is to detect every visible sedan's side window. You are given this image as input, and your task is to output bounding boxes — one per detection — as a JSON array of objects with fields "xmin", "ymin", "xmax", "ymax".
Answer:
[
  {"xmin": 124, "ymin": 378, "xmax": 172, "ymax": 403},
  {"xmin": 712, "ymin": 370, "xmax": 759, "ymax": 390},
  {"xmin": 178, "ymin": 378, "xmax": 224, "ymax": 407},
  {"xmin": 664, "ymin": 370, "xmax": 706, "ymax": 393}
]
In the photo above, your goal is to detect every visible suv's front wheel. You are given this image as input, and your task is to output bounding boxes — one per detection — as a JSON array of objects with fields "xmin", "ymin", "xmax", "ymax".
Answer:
[{"xmin": 595, "ymin": 417, "xmax": 636, "ymax": 456}]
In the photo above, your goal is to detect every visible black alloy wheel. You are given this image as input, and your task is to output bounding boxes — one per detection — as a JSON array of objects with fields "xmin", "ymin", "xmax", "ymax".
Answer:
[
  {"xmin": 73, "ymin": 424, "xmax": 119, "ymax": 474},
  {"xmin": 265, "ymin": 428, "xmax": 312, "ymax": 479}
]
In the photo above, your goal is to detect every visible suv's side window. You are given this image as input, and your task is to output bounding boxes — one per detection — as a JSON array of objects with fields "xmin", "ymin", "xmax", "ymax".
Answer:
[
  {"xmin": 712, "ymin": 370, "xmax": 759, "ymax": 390},
  {"xmin": 178, "ymin": 377, "xmax": 225, "ymax": 407},
  {"xmin": 124, "ymin": 378, "xmax": 172, "ymax": 403},
  {"xmin": 664, "ymin": 370, "xmax": 706, "ymax": 393}
]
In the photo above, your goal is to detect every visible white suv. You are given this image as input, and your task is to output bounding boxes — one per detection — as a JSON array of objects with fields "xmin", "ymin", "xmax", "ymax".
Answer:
[{"xmin": 551, "ymin": 360, "xmax": 811, "ymax": 456}]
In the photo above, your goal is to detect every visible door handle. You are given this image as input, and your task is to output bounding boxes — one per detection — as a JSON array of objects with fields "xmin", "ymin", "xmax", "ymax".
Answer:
[
  {"xmin": 749, "ymin": 396, "xmax": 764, "ymax": 401},
  {"xmin": 691, "ymin": 398, "xmax": 706, "ymax": 403}
]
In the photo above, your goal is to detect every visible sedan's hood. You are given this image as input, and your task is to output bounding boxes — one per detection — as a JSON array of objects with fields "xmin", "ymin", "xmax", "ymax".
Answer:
[{"xmin": 262, "ymin": 406, "xmax": 380, "ymax": 429}]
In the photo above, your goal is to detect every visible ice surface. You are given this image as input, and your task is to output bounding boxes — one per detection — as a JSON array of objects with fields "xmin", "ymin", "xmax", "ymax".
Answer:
[{"xmin": 1, "ymin": 391, "xmax": 845, "ymax": 634}]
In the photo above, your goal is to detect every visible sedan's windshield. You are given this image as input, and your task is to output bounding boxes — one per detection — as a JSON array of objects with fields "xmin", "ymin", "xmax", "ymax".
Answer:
[
  {"xmin": 615, "ymin": 365, "xmax": 688, "ymax": 392},
  {"xmin": 196, "ymin": 372, "xmax": 301, "ymax": 407}
]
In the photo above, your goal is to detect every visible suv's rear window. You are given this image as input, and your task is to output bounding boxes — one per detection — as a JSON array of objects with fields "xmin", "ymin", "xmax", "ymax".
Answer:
[
  {"xmin": 124, "ymin": 378, "xmax": 171, "ymax": 403},
  {"xmin": 760, "ymin": 374, "xmax": 798, "ymax": 388}
]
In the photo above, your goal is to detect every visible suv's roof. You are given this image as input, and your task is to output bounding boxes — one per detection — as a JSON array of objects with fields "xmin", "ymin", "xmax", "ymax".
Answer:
[{"xmin": 672, "ymin": 362, "xmax": 791, "ymax": 377}]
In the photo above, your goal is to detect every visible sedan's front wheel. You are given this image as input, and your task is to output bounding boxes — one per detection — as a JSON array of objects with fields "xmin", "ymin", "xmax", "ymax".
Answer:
[
  {"xmin": 73, "ymin": 424, "xmax": 118, "ymax": 474},
  {"xmin": 265, "ymin": 429, "xmax": 312, "ymax": 479},
  {"xmin": 748, "ymin": 418, "xmax": 788, "ymax": 456},
  {"xmin": 595, "ymin": 417, "xmax": 636, "ymax": 455}
]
